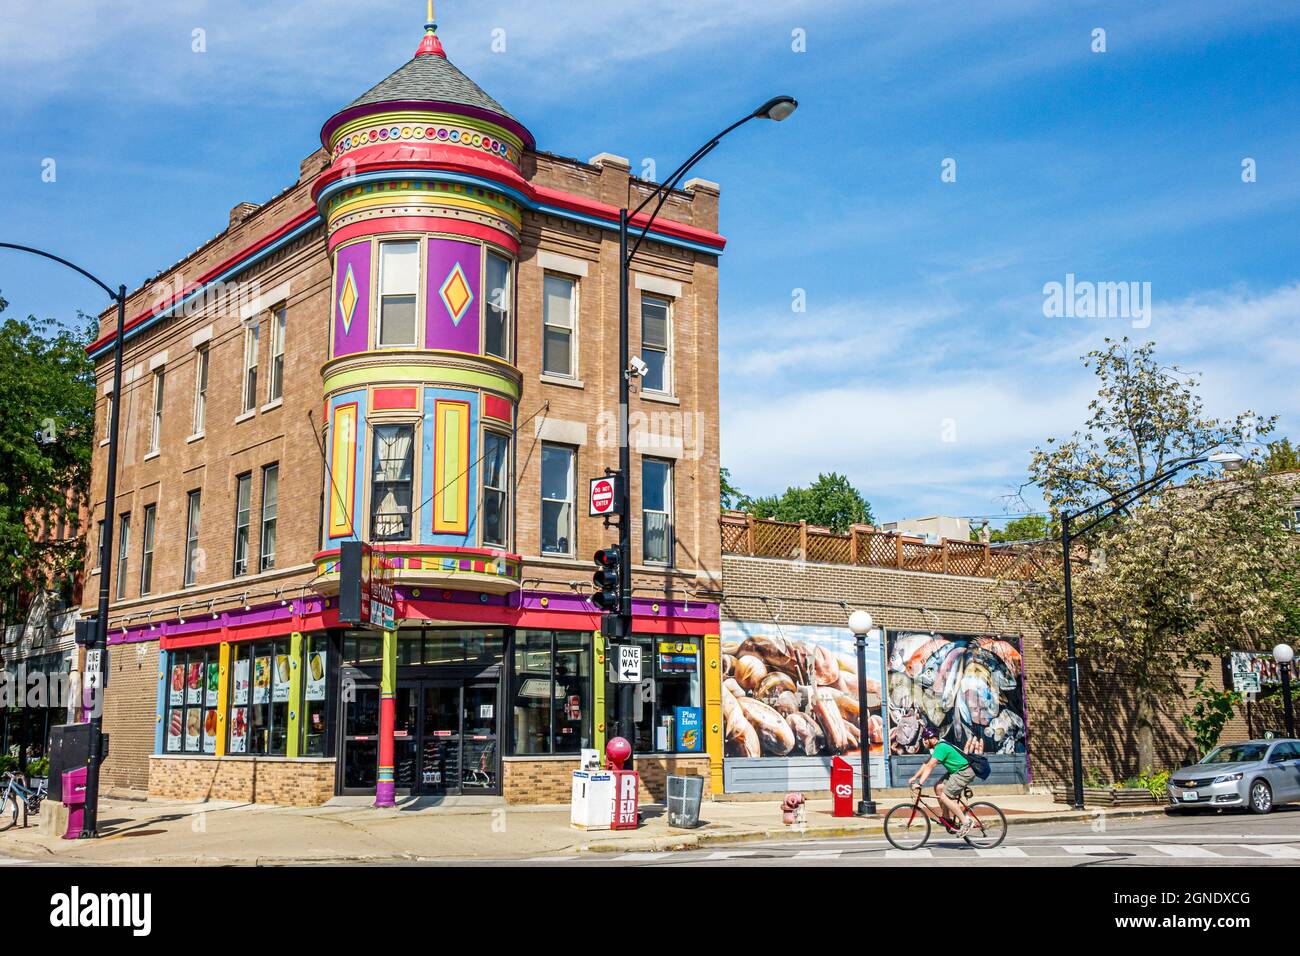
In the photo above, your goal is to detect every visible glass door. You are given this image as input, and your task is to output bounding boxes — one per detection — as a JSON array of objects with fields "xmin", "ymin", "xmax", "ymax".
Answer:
[
  {"xmin": 461, "ymin": 682, "xmax": 499, "ymax": 793},
  {"xmin": 341, "ymin": 684, "xmax": 379, "ymax": 792},
  {"xmin": 420, "ymin": 683, "xmax": 461, "ymax": 794},
  {"xmin": 394, "ymin": 684, "xmax": 419, "ymax": 791}
]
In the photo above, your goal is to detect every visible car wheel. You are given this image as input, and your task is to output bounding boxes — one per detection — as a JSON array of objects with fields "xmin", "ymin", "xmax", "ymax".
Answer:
[{"xmin": 1248, "ymin": 780, "xmax": 1273, "ymax": 814}]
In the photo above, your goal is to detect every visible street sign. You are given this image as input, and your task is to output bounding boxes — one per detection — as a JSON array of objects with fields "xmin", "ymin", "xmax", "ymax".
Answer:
[
  {"xmin": 85, "ymin": 649, "xmax": 103, "ymax": 690},
  {"xmin": 589, "ymin": 476, "xmax": 616, "ymax": 517},
  {"xmin": 614, "ymin": 644, "xmax": 642, "ymax": 684}
]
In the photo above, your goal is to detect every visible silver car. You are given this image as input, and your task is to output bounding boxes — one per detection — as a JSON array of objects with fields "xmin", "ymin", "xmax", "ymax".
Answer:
[{"xmin": 1167, "ymin": 739, "xmax": 1300, "ymax": 814}]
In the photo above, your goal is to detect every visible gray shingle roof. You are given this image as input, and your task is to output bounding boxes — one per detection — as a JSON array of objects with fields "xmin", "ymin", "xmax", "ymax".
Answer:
[{"xmin": 345, "ymin": 53, "xmax": 517, "ymax": 123}]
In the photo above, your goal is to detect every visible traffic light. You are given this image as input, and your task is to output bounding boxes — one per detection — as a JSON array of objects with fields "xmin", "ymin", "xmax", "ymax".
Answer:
[{"xmin": 592, "ymin": 546, "xmax": 622, "ymax": 612}]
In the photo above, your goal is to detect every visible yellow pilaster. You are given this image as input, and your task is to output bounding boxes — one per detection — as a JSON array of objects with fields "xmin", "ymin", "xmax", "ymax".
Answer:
[
  {"xmin": 286, "ymin": 632, "xmax": 304, "ymax": 758},
  {"xmin": 703, "ymin": 633, "xmax": 723, "ymax": 795},
  {"xmin": 215, "ymin": 642, "xmax": 231, "ymax": 757}
]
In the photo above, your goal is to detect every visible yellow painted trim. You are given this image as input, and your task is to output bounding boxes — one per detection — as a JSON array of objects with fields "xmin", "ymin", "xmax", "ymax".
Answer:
[
  {"xmin": 703, "ymin": 633, "xmax": 723, "ymax": 795},
  {"xmin": 215, "ymin": 642, "xmax": 231, "ymax": 757},
  {"xmin": 286, "ymin": 632, "xmax": 303, "ymax": 758},
  {"xmin": 328, "ymin": 190, "xmax": 522, "ymax": 227},
  {"xmin": 323, "ymin": 362, "xmax": 520, "ymax": 402},
  {"xmin": 330, "ymin": 110, "xmax": 525, "ymax": 153}
]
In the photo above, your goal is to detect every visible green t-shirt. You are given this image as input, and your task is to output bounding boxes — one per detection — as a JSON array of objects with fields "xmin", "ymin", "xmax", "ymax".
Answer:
[{"xmin": 932, "ymin": 741, "xmax": 970, "ymax": 774}]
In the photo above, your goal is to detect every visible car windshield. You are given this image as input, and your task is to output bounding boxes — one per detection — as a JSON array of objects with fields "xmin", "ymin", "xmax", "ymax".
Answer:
[{"xmin": 1200, "ymin": 744, "xmax": 1267, "ymax": 764}]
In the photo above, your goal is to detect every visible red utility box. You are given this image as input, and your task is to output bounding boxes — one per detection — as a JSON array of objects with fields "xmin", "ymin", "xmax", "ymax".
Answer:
[
  {"xmin": 611, "ymin": 770, "xmax": 640, "ymax": 829},
  {"xmin": 831, "ymin": 756, "xmax": 854, "ymax": 817}
]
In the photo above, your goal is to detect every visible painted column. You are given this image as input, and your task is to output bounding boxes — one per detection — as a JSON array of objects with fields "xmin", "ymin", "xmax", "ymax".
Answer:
[
  {"xmin": 153, "ymin": 649, "xmax": 168, "ymax": 754},
  {"xmin": 593, "ymin": 628, "xmax": 606, "ymax": 758},
  {"xmin": 374, "ymin": 626, "xmax": 398, "ymax": 807},
  {"xmin": 215, "ymin": 642, "xmax": 231, "ymax": 757},
  {"xmin": 703, "ymin": 633, "xmax": 723, "ymax": 795},
  {"xmin": 286, "ymin": 632, "xmax": 303, "ymax": 758}
]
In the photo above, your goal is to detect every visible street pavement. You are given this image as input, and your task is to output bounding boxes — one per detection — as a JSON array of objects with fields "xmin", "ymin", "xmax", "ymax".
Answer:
[{"xmin": 434, "ymin": 811, "xmax": 1300, "ymax": 867}]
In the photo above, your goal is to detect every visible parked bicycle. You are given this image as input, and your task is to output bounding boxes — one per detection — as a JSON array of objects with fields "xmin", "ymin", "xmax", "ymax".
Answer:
[
  {"xmin": 0, "ymin": 771, "xmax": 47, "ymax": 831},
  {"xmin": 883, "ymin": 784, "xmax": 1007, "ymax": 850}
]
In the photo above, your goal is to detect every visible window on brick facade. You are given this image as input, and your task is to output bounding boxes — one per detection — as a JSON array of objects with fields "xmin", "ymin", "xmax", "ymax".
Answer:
[
  {"xmin": 639, "ymin": 294, "xmax": 671, "ymax": 394},
  {"xmin": 241, "ymin": 320, "xmax": 259, "ymax": 414},
  {"xmin": 233, "ymin": 473, "xmax": 252, "ymax": 577},
  {"xmin": 115, "ymin": 513, "xmax": 130, "ymax": 600},
  {"xmin": 378, "ymin": 241, "xmax": 419, "ymax": 348},
  {"xmin": 542, "ymin": 274, "xmax": 576, "ymax": 377},
  {"xmin": 510, "ymin": 629, "xmax": 593, "ymax": 755},
  {"xmin": 148, "ymin": 368, "xmax": 164, "ymax": 453},
  {"xmin": 268, "ymin": 304, "xmax": 286, "ymax": 402},
  {"xmin": 183, "ymin": 490, "xmax": 201, "ymax": 587},
  {"xmin": 163, "ymin": 646, "xmax": 221, "ymax": 755},
  {"xmin": 485, "ymin": 252, "xmax": 511, "ymax": 360},
  {"xmin": 192, "ymin": 345, "xmax": 209, "ymax": 435},
  {"xmin": 481, "ymin": 431, "xmax": 509, "ymax": 548},
  {"xmin": 226, "ymin": 638, "xmax": 292, "ymax": 756},
  {"xmin": 371, "ymin": 424, "xmax": 414, "ymax": 541},
  {"xmin": 93, "ymin": 519, "xmax": 105, "ymax": 571},
  {"xmin": 140, "ymin": 504, "xmax": 156, "ymax": 596},
  {"xmin": 642, "ymin": 458, "xmax": 673, "ymax": 565},
  {"xmin": 260, "ymin": 464, "xmax": 278, "ymax": 571},
  {"xmin": 540, "ymin": 443, "xmax": 575, "ymax": 556}
]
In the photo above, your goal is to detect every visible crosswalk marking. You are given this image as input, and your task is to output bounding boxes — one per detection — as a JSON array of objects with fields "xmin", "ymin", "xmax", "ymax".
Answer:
[
  {"xmin": 886, "ymin": 848, "xmax": 932, "ymax": 859},
  {"xmin": 1238, "ymin": 844, "xmax": 1300, "ymax": 859},
  {"xmin": 793, "ymin": 849, "xmax": 843, "ymax": 859},
  {"xmin": 1149, "ymin": 844, "xmax": 1220, "ymax": 858},
  {"xmin": 974, "ymin": 846, "xmax": 1027, "ymax": 858},
  {"xmin": 1063, "ymin": 845, "xmax": 1114, "ymax": 854},
  {"xmin": 704, "ymin": 850, "xmax": 759, "ymax": 860}
]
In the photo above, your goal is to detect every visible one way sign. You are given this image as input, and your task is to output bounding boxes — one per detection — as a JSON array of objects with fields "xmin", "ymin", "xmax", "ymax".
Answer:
[{"xmin": 614, "ymin": 645, "xmax": 642, "ymax": 684}]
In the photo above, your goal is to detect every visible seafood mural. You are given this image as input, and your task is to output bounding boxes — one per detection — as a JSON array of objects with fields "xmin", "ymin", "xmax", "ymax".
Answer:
[
  {"xmin": 886, "ymin": 632, "xmax": 1027, "ymax": 756},
  {"xmin": 719, "ymin": 622, "xmax": 886, "ymax": 761}
]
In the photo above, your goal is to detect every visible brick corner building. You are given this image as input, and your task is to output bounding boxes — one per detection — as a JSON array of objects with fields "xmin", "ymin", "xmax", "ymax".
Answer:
[{"xmin": 84, "ymin": 17, "xmax": 723, "ymax": 804}]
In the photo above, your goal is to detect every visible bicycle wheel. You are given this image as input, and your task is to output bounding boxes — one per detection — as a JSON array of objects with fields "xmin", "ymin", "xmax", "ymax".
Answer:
[
  {"xmin": 0, "ymin": 792, "xmax": 17, "ymax": 831},
  {"xmin": 962, "ymin": 801, "xmax": 1007, "ymax": 849},
  {"xmin": 883, "ymin": 803, "xmax": 932, "ymax": 850}
]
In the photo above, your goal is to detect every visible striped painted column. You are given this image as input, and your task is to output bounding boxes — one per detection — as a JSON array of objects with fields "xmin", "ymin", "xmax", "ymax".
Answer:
[
  {"xmin": 153, "ymin": 649, "xmax": 168, "ymax": 754},
  {"xmin": 286, "ymin": 632, "xmax": 303, "ymax": 758},
  {"xmin": 374, "ymin": 626, "xmax": 398, "ymax": 807}
]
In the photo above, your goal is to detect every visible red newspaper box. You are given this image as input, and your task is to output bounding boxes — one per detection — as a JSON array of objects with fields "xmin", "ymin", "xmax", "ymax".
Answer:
[
  {"xmin": 611, "ymin": 770, "xmax": 640, "ymax": 829},
  {"xmin": 831, "ymin": 756, "xmax": 854, "ymax": 817}
]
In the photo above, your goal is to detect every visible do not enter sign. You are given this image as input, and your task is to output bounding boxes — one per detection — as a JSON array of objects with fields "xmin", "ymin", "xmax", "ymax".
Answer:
[{"xmin": 590, "ymin": 476, "xmax": 616, "ymax": 516}]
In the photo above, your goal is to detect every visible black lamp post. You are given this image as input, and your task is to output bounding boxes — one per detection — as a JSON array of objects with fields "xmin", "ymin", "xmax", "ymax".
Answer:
[
  {"xmin": 1273, "ymin": 644, "xmax": 1295, "ymax": 738},
  {"xmin": 0, "ymin": 242, "xmax": 126, "ymax": 838},
  {"xmin": 1060, "ymin": 451, "xmax": 1243, "ymax": 809},
  {"xmin": 612, "ymin": 95, "xmax": 797, "ymax": 748},
  {"xmin": 847, "ymin": 609, "xmax": 877, "ymax": 814}
]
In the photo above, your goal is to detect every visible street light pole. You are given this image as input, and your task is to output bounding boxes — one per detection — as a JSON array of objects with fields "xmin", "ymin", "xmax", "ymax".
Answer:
[
  {"xmin": 847, "ymin": 609, "xmax": 877, "ymax": 814},
  {"xmin": 1058, "ymin": 451, "xmax": 1244, "ymax": 810},
  {"xmin": 1273, "ymin": 644, "xmax": 1295, "ymax": 738},
  {"xmin": 0, "ymin": 243, "xmax": 126, "ymax": 838},
  {"xmin": 613, "ymin": 95, "xmax": 797, "ymax": 754}
]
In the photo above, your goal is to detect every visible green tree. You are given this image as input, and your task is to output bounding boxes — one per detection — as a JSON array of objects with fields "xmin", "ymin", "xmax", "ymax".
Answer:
[
  {"xmin": 747, "ymin": 472, "xmax": 874, "ymax": 533},
  {"xmin": 1264, "ymin": 438, "xmax": 1300, "ymax": 474},
  {"xmin": 719, "ymin": 467, "xmax": 746, "ymax": 511},
  {"xmin": 999, "ymin": 339, "xmax": 1289, "ymax": 772},
  {"xmin": 0, "ymin": 293, "xmax": 96, "ymax": 622},
  {"xmin": 973, "ymin": 514, "xmax": 1055, "ymax": 542}
]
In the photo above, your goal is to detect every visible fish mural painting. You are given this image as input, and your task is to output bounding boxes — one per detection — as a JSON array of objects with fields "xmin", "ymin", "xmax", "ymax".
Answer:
[{"xmin": 886, "ymin": 632, "xmax": 1028, "ymax": 757}]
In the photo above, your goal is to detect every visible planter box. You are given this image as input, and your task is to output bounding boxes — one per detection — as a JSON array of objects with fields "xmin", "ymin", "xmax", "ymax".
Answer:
[{"xmin": 1051, "ymin": 785, "xmax": 1161, "ymax": 808}]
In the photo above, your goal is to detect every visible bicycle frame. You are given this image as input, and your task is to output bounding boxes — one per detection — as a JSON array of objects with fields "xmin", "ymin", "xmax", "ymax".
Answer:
[{"xmin": 903, "ymin": 788, "xmax": 974, "ymax": 833}]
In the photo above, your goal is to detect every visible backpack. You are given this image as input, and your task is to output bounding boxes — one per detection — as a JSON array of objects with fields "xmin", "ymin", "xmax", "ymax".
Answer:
[{"xmin": 965, "ymin": 752, "xmax": 992, "ymax": 781}]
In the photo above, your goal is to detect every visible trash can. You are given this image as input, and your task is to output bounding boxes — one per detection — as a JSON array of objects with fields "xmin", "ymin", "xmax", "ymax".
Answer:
[
  {"xmin": 666, "ymin": 774, "xmax": 704, "ymax": 829},
  {"xmin": 61, "ymin": 767, "xmax": 88, "ymax": 840}
]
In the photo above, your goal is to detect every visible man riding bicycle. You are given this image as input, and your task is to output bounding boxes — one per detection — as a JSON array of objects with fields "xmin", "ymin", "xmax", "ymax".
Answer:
[{"xmin": 907, "ymin": 727, "xmax": 975, "ymax": 836}]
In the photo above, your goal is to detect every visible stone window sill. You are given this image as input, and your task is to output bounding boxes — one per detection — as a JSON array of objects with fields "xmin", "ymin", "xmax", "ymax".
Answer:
[
  {"xmin": 186, "ymin": 432, "xmax": 205, "ymax": 444},
  {"xmin": 144, "ymin": 450, "xmax": 160, "ymax": 462},
  {"xmin": 261, "ymin": 397, "xmax": 283, "ymax": 413},
  {"xmin": 234, "ymin": 409, "xmax": 256, "ymax": 425},
  {"xmin": 640, "ymin": 391, "xmax": 680, "ymax": 406},
  {"xmin": 540, "ymin": 374, "xmax": 584, "ymax": 390}
]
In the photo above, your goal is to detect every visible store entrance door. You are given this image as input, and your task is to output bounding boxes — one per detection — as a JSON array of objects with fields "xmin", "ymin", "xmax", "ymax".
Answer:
[{"xmin": 417, "ymin": 680, "xmax": 499, "ymax": 795}]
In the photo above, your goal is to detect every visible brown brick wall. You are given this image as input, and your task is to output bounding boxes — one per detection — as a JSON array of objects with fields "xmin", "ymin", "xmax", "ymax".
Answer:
[
  {"xmin": 101, "ymin": 638, "xmax": 160, "ymax": 791},
  {"xmin": 149, "ymin": 755, "xmax": 335, "ymax": 806},
  {"xmin": 721, "ymin": 554, "xmax": 1235, "ymax": 787},
  {"xmin": 503, "ymin": 755, "xmax": 711, "ymax": 805}
]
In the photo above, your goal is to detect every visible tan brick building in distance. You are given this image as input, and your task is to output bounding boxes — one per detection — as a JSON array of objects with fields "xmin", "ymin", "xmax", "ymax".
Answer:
[{"xmin": 84, "ymin": 17, "xmax": 722, "ymax": 804}]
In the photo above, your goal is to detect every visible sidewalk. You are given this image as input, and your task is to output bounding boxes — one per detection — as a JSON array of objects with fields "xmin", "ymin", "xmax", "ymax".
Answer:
[{"xmin": 0, "ymin": 793, "xmax": 1166, "ymax": 865}]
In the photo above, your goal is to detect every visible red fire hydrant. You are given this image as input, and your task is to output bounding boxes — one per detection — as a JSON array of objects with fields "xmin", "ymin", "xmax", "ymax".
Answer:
[{"xmin": 782, "ymin": 791, "xmax": 805, "ymax": 826}]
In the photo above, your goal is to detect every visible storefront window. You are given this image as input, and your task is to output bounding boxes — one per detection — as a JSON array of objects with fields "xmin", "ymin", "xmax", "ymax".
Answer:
[
  {"xmin": 301, "ymin": 634, "xmax": 329, "ymax": 756},
  {"xmin": 608, "ymin": 635, "xmax": 701, "ymax": 753},
  {"xmin": 509, "ymin": 629, "xmax": 592, "ymax": 755},
  {"xmin": 227, "ymin": 638, "xmax": 291, "ymax": 756},
  {"xmin": 164, "ymin": 647, "xmax": 221, "ymax": 755}
]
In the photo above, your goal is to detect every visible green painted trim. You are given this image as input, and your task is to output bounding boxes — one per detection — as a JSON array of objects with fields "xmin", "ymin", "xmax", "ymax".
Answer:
[
  {"xmin": 381, "ymin": 628, "xmax": 398, "ymax": 694},
  {"xmin": 593, "ymin": 629, "xmax": 606, "ymax": 759},
  {"xmin": 323, "ymin": 362, "xmax": 520, "ymax": 401},
  {"xmin": 286, "ymin": 632, "xmax": 304, "ymax": 758}
]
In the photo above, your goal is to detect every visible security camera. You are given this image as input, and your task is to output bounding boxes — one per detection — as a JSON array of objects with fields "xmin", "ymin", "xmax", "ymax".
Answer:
[{"xmin": 629, "ymin": 356, "xmax": 649, "ymax": 378}]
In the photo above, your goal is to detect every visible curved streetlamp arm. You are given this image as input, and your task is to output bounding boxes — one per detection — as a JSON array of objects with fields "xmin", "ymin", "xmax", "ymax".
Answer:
[
  {"xmin": 1067, "ymin": 456, "xmax": 1205, "ymax": 539},
  {"xmin": 625, "ymin": 111, "xmax": 758, "ymax": 265},
  {"xmin": 0, "ymin": 242, "xmax": 122, "ymax": 302}
]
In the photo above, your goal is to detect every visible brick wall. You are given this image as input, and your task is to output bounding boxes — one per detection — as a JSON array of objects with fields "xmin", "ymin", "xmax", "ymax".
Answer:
[
  {"xmin": 503, "ymin": 754, "xmax": 711, "ymax": 805},
  {"xmin": 149, "ymin": 755, "xmax": 335, "ymax": 806},
  {"xmin": 101, "ymin": 638, "xmax": 160, "ymax": 791},
  {"xmin": 722, "ymin": 554, "xmax": 1231, "ymax": 787}
]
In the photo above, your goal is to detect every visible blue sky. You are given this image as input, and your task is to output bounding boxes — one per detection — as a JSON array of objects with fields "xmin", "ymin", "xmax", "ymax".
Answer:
[{"xmin": 2, "ymin": 0, "xmax": 1298, "ymax": 527}]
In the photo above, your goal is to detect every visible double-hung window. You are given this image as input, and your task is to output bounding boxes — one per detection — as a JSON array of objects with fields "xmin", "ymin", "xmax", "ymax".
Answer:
[
  {"xmin": 241, "ymin": 320, "xmax": 259, "ymax": 414},
  {"xmin": 260, "ymin": 464, "xmax": 278, "ymax": 571},
  {"xmin": 540, "ymin": 443, "xmax": 575, "ymax": 556},
  {"xmin": 640, "ymin": 295, "xmax": 671, "ymax": 394},
  {"xmin": 115, "ymin": 513, "xmax": 130, "ymax": 600},
  {"xmin": 485, "ymin": 252, "xmax": 511, "ymax": 360},
  {"xmin": 140, "ymin": 504, "xmax": 156, "ymax": 595},
  {"xmin": 183, "ymin": 491, "xmax": 201, "ymax": 586},
  {"xmin": 192, "ymin": 345, "xmax": 209, "ymax": 434},
  {"xmin": 371, "ymin": 424, "xmax": 414, "ymax": 541},
  {"xmin": 268, "ymin": 304, "xmax": 286, "ymax": 402},
  {"xmin": 642, "ymin": 458, "xmax": 673, "ymax": 565},
  {"xmin": 542, "ymin": 274, "xmax": 576, "ymax": 377},
  {"xmin": 148, "ymin": 369, "xmax": 165, "ymax": 453},
  {"xmin": 481, "ymin": 432, "xmax": 509, "ymax": 548},
  {"xmin": 378, "ymin": 241, "xmax": 419, "ymax": 347},
  {"xmin": 93, "ymin": 519, "xmax": 105, "ymax": 571},
  {"xmin": 233, "ymin": 473, "xmax": 252, "ymax": 577},
  {"xmin": 103, "ymin": 395, "xmax": 113, "ymax": 442}
]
